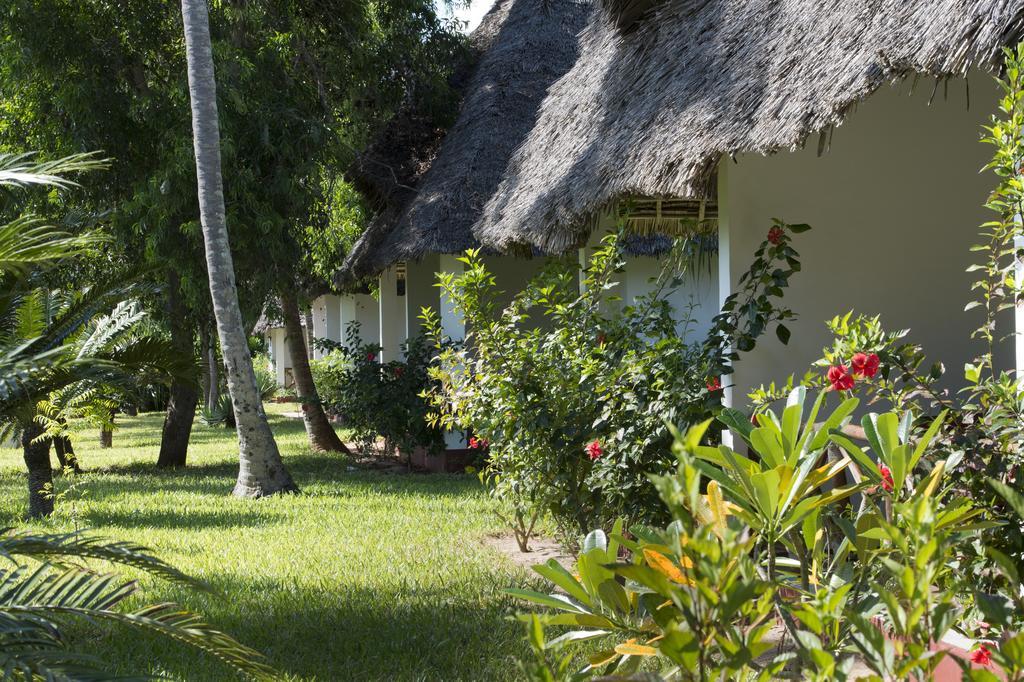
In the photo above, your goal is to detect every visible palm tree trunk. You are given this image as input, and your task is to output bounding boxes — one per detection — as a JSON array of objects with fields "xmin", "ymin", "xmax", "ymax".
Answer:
[
  {"xmin": 180, "ymin": 0, "xmax": 297, "ymax": 497},
  {"xmin": 159, "ymin": 271, "xmax": 199, "ymax": 468},
  {"xmin": 23, "ymin": 422, "xmax": 54, "ymax": 518},
  {"xmin": 281, "ymin": 293, "xmax": 350, "ymax": 454},
  {"xmin": 303, "ymin": 308, "xmax": 316, "ymax": 361}
]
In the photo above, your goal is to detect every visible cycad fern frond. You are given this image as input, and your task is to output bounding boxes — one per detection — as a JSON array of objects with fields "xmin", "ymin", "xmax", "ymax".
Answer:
[
  {"xmin": 75, "ymin": 300, "xmax": 147, "ymax": 359},
  {"xmin": 0, "ymin": 529, "xmax": 276, "ymax": 680}
]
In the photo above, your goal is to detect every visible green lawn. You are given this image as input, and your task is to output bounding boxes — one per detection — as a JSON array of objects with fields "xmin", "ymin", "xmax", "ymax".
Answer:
[{"xmin": 0, "ymin": 403, "xmax": 535, "ymax": 681}]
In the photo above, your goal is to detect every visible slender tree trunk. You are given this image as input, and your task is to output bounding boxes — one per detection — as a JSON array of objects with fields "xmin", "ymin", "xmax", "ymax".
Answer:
[
  {"xmin": 281, "ymin": 293, "xmax": 350, "ymax": 454},
  {"xmin": 206, "ymin": 326, "xmax": 219, "ymax": 406},
  {"xmin": 158, "ymin": 271, "xmax": 199, "ymax": 468},
  {"xmin": 199, "ymin": 324, "xmax": 211, "ymax": 403},
  {"xmin": 53, "ymin": 435, "xmax": 81, "ymax": 474},
  {"xmin": 181, "ymin": 0, "xmax": 297, "ymax": 497},
  {"xmin": 23, "ymin": 422, "xmax": 54, "ymax": 518},
  {"xmin": 303, "ymin": 308, "xmax": 316, "ymax": 361},
  {"xmin": 159, "ymin": 383, "xmax": 199, "ymax": 467}
]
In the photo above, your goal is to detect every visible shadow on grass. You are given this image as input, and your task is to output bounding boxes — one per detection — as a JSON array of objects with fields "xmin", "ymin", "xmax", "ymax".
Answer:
[
  {"xmin": 54, "ymin": 454, "xmax": 485, "ymax": 512},
  {"xmin": 84, "ymin": 506, "xmax": 286, "ymax": 530},
  {"xmin": 82, "ymin": 576, "xmax": 529, "ymax": 682}
]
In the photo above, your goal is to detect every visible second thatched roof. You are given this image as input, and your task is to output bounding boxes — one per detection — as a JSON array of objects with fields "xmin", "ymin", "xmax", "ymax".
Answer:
[
  {"xmin": 476, "ymin": 0, "xmax": 1024, "ymax": 253},
  {"xmin": 338, "ymin": 0, "xmax": 593, "ymax": 285}
]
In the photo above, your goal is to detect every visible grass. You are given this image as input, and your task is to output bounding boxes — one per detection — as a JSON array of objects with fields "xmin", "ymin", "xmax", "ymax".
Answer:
[{"xmin": 0, "ymin": 403, "xmax": 537, "ymax": 681}]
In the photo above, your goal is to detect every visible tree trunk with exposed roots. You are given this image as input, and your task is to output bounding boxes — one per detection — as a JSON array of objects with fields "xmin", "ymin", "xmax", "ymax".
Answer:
[{"xmin": 180, "ymin": 0, "xmax": 297, "ymax": 497}]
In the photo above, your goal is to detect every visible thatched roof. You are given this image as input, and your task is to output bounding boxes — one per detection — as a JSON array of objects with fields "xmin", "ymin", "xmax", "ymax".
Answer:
[
  {"xmin": 477, "ymin": 0, "xmax": 1024, "ymax": 253},
  {"xmin": 337, "ymin": 0, "xmax": 593, "ymax": 285}
]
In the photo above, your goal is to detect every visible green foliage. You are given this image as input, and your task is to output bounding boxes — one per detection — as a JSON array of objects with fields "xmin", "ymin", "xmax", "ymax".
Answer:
[
  {"xmin": 512, "ymin": 398, "xmax": 1007, "ymax": 681},
  {"xmin": 749, "ymin": 46, "xmax": 1024, "ymax": 600},
  {"xmin": 0, "ymin": 156, "xmax": 185, "ymax": 450},
  {"xmin": 697, "ymin": 389, "xmax": 865, "ymax": 587},
  {"xmin": 251, "ymin": 352, "xmax": 278, "ymax": 402},
  {"xmin": 312, "ymin": 323, "xmax": 444, "ymax": 459},
  {"xmin": 0, "ymin": 405, "xmax": 533, "ymax": 680},
  {"xmin": 425, "ymin": 225, "xmax": 805, "ymax": 541}
]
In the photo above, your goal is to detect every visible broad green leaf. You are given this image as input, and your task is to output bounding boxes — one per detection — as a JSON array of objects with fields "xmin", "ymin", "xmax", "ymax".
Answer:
[
  {"xmin": 750, "ymin": 427, "xmax": 785, "ymax": 469},
  {"xmin": 533, "ymin": 560, "xmax": 592, "ymax": 606},
  {"xmin": 583, "ymin": 529, "xmax": 607, "ymax": 554},
  {"xmin": 750, "ymin": 469, "xmax": 781, "ymax": 519},
  {"xmin": 718, "ymin": 408, "xmax": 755, "ymax": 445},
  {"xmin": 832, "ymin": 435, "xmax": 880, "ymax": 482},
  {"xmin": 505, "ymin": 589, "xmax": 588, "ymax": 614},
  {"xmin": 909, "ymin": 410, "xmax": 947, "ymax": 471},
  {"xmin": 807, "ymin": 396, "xmax": 859, "ymax": 452},
  {"xmin": 989, "ymin": 478, "xmax": 1024, "ymax": 520}
]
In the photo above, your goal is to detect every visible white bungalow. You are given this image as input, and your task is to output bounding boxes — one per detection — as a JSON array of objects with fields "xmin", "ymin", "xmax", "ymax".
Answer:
[
  {"xmin": 475, "ymin": 0, "xmax": 1024, "ymax": 409},
  {"xmin": 332, "ymin": 0, "xmax": 724, "ymax": 456}
]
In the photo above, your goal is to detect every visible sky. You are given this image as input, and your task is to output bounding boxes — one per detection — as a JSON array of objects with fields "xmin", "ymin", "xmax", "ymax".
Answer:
[{"xmin": 437, "ymin": 0, "xmax": 496, "ymax": 33}]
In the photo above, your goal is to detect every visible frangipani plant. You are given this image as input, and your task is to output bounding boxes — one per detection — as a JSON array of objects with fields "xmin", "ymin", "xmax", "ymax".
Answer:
[{"xmin": 694, "ymin": 387, "xmax": 866, "ymax": 584}]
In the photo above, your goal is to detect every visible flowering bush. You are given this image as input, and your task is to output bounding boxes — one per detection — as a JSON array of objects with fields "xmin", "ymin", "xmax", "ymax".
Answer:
[
  {"xmin": 424, "ymin": 222, "xmax": 806, "ymax": 541},
  {"xmin": 513, "ymin": 390, "xmax": 1024, "ymax": 681},
  {"xmin": 749, "ymin": 47, "xmax": 1024, "ymax": 597},
  {"xmin": 311, "ymin": 322, "xmax": 444, "ymax": 460}
]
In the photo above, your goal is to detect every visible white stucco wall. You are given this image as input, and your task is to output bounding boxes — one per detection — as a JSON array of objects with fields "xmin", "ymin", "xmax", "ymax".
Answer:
[
  {"xmin": 311, "ymin": 294, "xmax": 342, "ymax": 359},
  {"xmin": 378, "ymin": 266, "xmax": 408, "ymax": 362},
  {"xmin": 622, "ymin": 256, "xmax": 719, "ymax": 343},
  {"xmin": 339, "ymin": 293, "xmax": 380, "ymax": 348},
  {"xmin": 267, "ymin": 327, "xmax": 293, "ymax": 387},
  {"xmin": 580, "ymin": 221, "xmax": 720, "ymax": 340},
  {"xmin": 720, "ymin": 72, "xmax": 1012, "ymax": 404},
  {"xmin": 405, "ymin": 253, "xmax": 441, "ymax": 339}
]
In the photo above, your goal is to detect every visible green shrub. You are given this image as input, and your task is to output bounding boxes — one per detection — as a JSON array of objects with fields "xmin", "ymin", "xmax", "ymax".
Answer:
[
  {"xmin": 312, "ymin": 323, "xmax": 444, "ymax": 459},
  {"xmin": 251, "ymin": 352, "xmax": 278, "ymax": 401},
  {"xmin": 511, "ymin": 393, "xmax": 1015, "ymax": 681},
  {"xmin": 424, "ymin": 224, "xmax": 805, "ymax": 541}
]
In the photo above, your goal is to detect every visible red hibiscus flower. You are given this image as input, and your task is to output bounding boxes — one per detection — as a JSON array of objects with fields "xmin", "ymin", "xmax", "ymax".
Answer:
[
  {"xmin": 394, "ymin": 366, "xmax": 404, "ymax": 378},
  {"xmin": 586, "ymin": 440, "xmax": 603, "ymax": 460},
  {"xmin": 366, "ymin": 352, "xmax": 376, "ymax": 362},
  {"xmin": 707, "ymin": 377, "xmax": 721, "ymax": 391},
  {"xmin": 970, "ymin": 644, "xmax": 992, "ymax": 667},
  {"xmin": 851, "ymin": 352, "xmax": 880, "ymax": 378},
  {"xmin": 879, "ymin": 464, "xmax": 894, "ymax": 493},
  {"xmin": 827, "ymin": 365, "xmax": 855, "ymax": 392},
  {"xmin": 767, "ymin": 226, "xmax": 785, "ymax": 245},
  {"xmin": 469, "ymin": 437, "xmax": 488, "ymax": 450}
]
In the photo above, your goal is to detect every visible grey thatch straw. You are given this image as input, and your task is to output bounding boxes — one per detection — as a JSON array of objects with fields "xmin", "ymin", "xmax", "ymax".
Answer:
[
  {"xmin": 477, "ymin": 0, "xmax": 1024, "ymax": 253},
  {"xmin": 338, "ymin": 0, "xmax": 593, "ymax": 285}
]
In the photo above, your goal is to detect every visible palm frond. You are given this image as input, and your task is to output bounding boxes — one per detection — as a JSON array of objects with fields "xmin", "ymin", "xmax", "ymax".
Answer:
[
  {"xmin": 24, "ymin": 270, "xmax": 157, "ymax": 357},
  {"xmin": 0, "ymin": 529, "xmax": 201, "ymax": 588},
  {"xmin": 0, "ymin": 152, "xmax": 108, "ymax": 191},
  {"xmin": 0, "ymin": 216, "xmax": 106, "ymax": 275},
  {"xmin": 0, "ymin": 530, "xmax": 276, "ymax": 680},
  {"xmin": 75, "ymin": 300, "xmax": 147, "ymax": 359}
]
